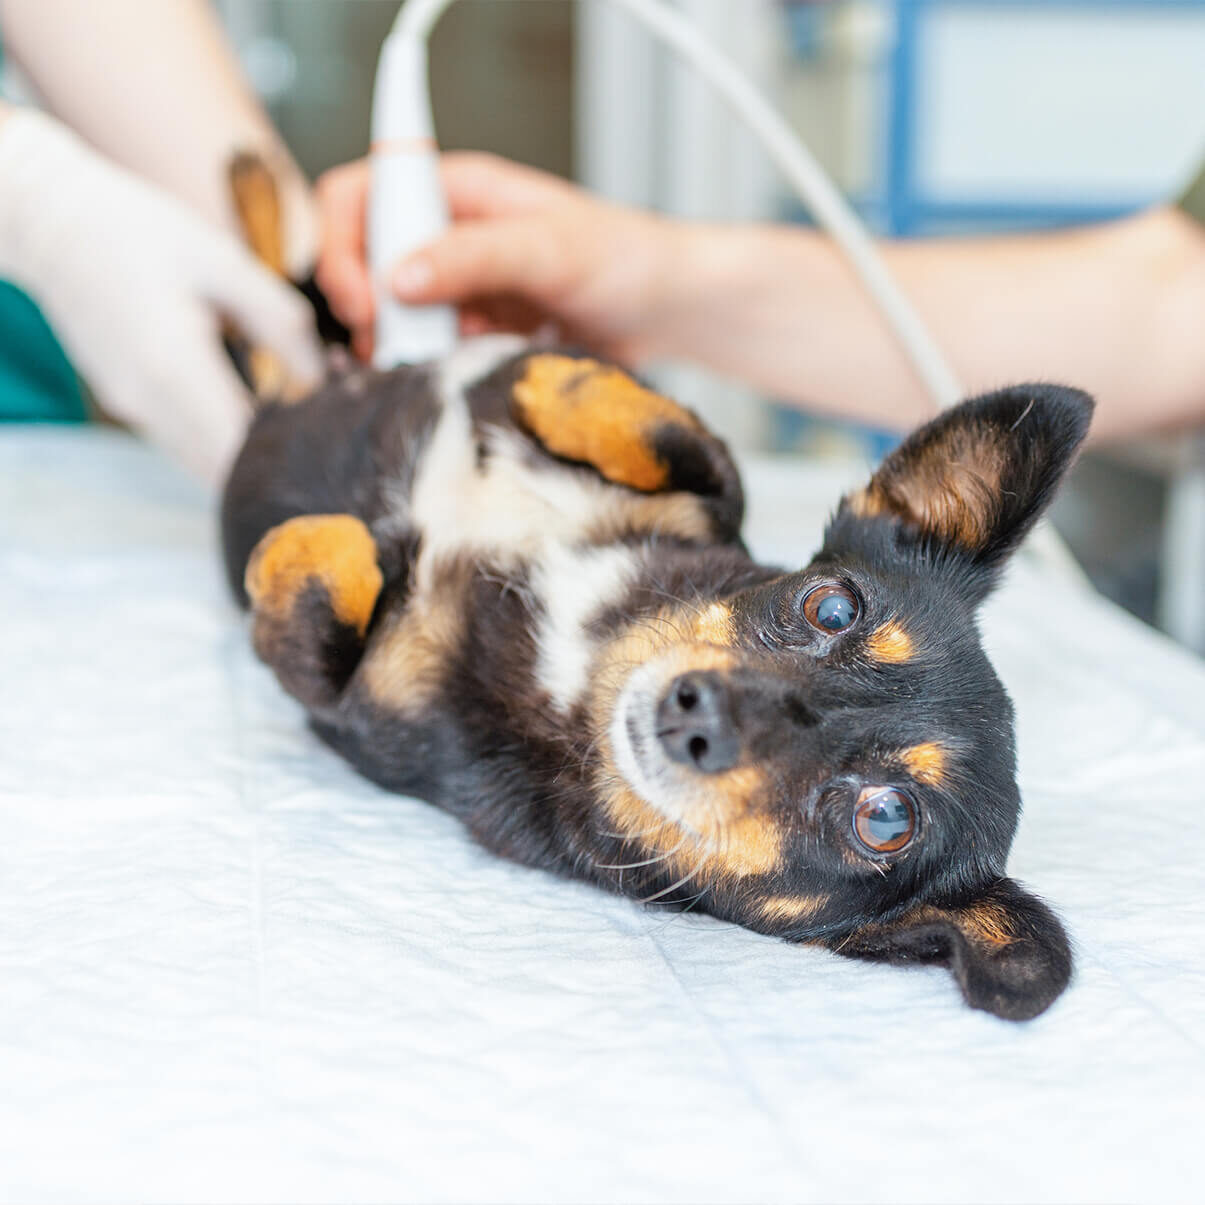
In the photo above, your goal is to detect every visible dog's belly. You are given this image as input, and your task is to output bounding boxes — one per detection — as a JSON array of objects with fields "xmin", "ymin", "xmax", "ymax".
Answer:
[
  {"xmin": 375, "ymin": 338, "xmax": 633, "ymax": 571},
  {"xmin": 366, "ymin": 337, "xmax": 647, "ymax": 715}
]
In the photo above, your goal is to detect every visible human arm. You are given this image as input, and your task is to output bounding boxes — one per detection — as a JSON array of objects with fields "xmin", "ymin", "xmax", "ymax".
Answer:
[
  {"xmin": 0, "ymin": 102, "xmax": 321, "ymax": 482},
  {"xmin": 680, "ymin": 203, "xmax": 1205, "ymax": 441},
  {"xmin": 317, "ymin": 153, "xmax": 1205, "ymax": 441},
  {"xmin": 0, "ymin": 0, "xmax": 315, "ymax": 273}
]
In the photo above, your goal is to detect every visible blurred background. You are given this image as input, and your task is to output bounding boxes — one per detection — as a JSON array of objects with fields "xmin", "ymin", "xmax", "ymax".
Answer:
[{"xmin": 214, "ymin": 1, "xmax": 1205, "ymax": 650}]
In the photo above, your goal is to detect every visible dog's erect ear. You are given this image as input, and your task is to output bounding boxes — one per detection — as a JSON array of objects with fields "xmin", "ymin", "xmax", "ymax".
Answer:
[
  {"xmin": 838, "ymin": 384, "xmax": 1093, "ymax": 573},
  {"xmin": 245, "ymin": 514, "xmax": 383, "ymax": 711},
  {"xmin": 832, "ymin": 877, "xmax": 1072, "ymax": 1021}
]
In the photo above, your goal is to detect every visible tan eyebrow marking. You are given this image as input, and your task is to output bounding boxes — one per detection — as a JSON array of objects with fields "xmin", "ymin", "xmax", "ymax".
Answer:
[
  {"xmin": 898, "ymin": 741, "xmax": 947, "ymax": 787},
  {"xmin": 866, "ymin": 620, "xmax": 914, "ymax": 664}
]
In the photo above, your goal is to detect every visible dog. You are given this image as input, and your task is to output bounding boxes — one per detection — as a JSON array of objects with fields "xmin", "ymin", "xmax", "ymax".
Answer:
[{"xmin": 221, "ymin": 319, "xmax": 1091, "ymax": 1021}]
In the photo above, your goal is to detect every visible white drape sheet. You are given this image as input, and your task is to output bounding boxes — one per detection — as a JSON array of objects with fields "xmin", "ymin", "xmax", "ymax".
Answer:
[{"xmin": 1, "ymin": 428, "xmax": 1201, "ymax": 1204}]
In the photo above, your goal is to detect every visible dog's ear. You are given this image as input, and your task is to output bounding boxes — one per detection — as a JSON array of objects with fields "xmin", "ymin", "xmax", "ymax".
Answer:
[
  {"xmin": 833, "ymin": 877, "xmax": 1072, "ymax": 1021},
  {"xmin": 245, "ymin": 514, "xmax": 383, "ymax": 711},
  {"xmin": 837, "ymin": 384, "xmax": 1093, "ymax": 576}
]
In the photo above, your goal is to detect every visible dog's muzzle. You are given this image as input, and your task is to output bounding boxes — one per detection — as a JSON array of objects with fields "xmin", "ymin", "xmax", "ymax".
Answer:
[{"xmin": 655, "ymin": 670, "xmax": 741, "ymax": 774}]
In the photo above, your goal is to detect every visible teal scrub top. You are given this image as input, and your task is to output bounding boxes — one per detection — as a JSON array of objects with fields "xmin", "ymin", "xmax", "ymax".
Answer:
[
  {"xmin": 0, "ymin": 40, "xmax": 87, "ymax": 423},
  {"xmin": 0, "ymin": 281, "xmax": 87, "ymax": 422}
]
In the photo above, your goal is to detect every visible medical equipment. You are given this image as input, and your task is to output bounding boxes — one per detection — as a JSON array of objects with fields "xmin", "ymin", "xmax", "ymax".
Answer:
[
  {"xmin": 368, "ymin": 0, "xmax": 961, "ymax": 410},
  {"xmin": 368, "ymin": 0, "xmax": 1082, "ymax": 577}
]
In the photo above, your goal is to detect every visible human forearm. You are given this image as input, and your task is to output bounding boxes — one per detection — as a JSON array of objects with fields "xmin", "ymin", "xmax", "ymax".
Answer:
[
  {"xmin": 659, "ymin": 208, "xmax": 1205, "ymax": 441},
  {"xmin": 2, "ymin": 0, "xmax": 314, "ymax": 272},
  {"xmin": 318, "ymin": 151, "xmax": 1205, "ymax": 441}
]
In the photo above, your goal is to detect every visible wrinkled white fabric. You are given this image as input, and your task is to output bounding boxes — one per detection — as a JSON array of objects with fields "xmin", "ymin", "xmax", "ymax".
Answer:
[
  {"xmin": 1, "ymin": 428, "xmax": 1201, "ymax": 1204},
  {"xmin": 0, "ymin": 110, "xmax": 322, "ymax": 483}
]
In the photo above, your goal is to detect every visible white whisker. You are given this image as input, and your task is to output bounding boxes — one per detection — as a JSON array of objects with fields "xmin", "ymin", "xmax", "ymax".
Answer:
[
  {"xmin": 639, "ymin": 857, "xmax": 706, "ymax": 905},
  {"xmin": 595, "ymin": 832, "xmax": 691, "ymax": 871}
]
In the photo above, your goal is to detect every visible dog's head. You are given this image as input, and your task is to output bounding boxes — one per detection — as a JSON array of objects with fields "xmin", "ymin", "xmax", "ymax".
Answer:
[{"xmin": 592, "ymin": 384, "xmax": 1092, "ymax": 1020}]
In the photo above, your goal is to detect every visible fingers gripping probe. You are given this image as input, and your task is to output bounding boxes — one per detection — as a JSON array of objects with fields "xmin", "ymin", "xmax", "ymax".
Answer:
[
  {"xmin": 370, "ymin": 0, "xmax": 1080, "ymax": 578},
  {"xmin": 369, "ymin": 0, "xmax": 962, "ymax": 408}
]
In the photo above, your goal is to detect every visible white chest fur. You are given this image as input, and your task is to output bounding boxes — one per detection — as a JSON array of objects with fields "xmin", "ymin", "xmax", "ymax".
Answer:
[{"xmin": 389, "ymin": 337, "xmax": 645, "ymax": 713}]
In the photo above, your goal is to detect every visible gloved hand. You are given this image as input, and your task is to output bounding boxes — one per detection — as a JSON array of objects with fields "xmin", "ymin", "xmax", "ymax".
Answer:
[{"xmin": 0, "ymin": 107, "xmax": 323, "ymax": 483}]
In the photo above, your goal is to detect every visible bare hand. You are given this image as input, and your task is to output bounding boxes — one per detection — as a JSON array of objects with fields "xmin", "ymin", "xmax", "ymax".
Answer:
[{"xmin": 315, "ymin": 152, "xmax": 685, "ymax": 365}]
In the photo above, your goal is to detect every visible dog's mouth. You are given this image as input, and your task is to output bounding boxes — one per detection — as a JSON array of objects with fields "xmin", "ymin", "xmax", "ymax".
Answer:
[
  {"xmin": 602, "ymin": 653, "xmax": 785, "ymax": 883},
  {"xmin": 609, "ymin": 661, "xmax": 670, "ymax": 810},
  {"xmin": 609, "ymin": 654, "xmax": 748, "ymax": 833},
  {"xmin": 616, "ymin": 699, "xmax": 666, "ymax": 816}
]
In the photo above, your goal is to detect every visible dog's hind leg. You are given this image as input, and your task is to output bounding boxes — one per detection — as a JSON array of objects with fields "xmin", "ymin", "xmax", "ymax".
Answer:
[{"xmin": 244, "ymin": 513, "xmax": 384, "ymax": 711}]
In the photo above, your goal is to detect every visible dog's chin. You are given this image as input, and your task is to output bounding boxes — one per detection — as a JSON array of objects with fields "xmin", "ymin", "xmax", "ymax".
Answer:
[{"xmin": 609, "ymin": 659, "xmax": 703, "ymax": 833}]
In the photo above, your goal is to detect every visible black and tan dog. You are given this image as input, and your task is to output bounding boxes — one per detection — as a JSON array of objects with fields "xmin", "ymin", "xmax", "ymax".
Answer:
[
  {"xmin": 222, "ymin": 153, "xmax": 1090, "ymax": 1021},
  {"xmin": 222, "ymin": 326, "xmax": 1090, "ymax": 1021}
]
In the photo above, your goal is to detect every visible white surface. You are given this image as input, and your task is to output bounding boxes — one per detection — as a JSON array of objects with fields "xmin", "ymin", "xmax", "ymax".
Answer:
[{"xmin": 2, "ymin": 427, "xmax": 1203, "ymax": 1204}]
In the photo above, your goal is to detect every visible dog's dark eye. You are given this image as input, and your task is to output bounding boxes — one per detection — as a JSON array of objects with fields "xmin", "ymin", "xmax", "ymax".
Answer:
[
  {"xmin": 853, "ymin": 787, "xmax": 916, "ymax": 854},
  {"xmin": 802, "ymin": 583, "xmax": 860, "ymax": 633}
]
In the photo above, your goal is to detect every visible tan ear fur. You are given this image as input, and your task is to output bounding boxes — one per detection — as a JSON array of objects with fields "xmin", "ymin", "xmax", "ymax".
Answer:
[{"xmin": 840, "ymin": 385, "xmax": 1094, "ymax": 568}]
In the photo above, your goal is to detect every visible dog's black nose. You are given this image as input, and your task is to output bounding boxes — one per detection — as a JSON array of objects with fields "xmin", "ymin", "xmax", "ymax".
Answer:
[{"xmin": 656, "ymin": 671, "xmax": 741, "ymax": 774}]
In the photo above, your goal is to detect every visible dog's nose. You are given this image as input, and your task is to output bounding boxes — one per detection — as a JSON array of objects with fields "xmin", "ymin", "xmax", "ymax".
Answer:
[{"xmin": 656, "ymin": 671, "xmax": 741, "ymax": 774}]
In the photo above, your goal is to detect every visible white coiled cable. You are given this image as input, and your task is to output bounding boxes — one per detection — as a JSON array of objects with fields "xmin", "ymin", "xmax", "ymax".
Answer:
[{"xmin": 370, "ymin": 0, "xmax": 962, "ymax": 410}]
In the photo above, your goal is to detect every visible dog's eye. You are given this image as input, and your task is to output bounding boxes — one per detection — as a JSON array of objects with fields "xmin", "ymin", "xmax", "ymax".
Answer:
[
  {"xmin": 802, "ymin": 583, "xmax": 860, "ymax": 633},
  {"xmin": 853, "ymin": 787, "xmax": 916, "ymax": 854}
]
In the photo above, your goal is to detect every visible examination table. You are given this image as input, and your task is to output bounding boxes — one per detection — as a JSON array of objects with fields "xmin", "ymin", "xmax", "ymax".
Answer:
[{"xmin": 1, "ymin": 427, "xmax": 1202, "ymax": 1203}]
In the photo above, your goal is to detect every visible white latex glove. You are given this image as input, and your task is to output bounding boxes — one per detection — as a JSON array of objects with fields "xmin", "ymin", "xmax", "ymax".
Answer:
[{"xmin": 0, "ymin": 108, "xmax": 323, "ymax": 483}]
